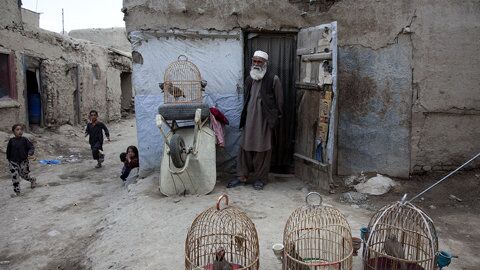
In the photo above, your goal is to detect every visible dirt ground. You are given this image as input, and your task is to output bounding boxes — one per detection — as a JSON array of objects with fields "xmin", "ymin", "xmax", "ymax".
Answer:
[{"xmin": 0, "ymin": 118, "xmax": 479, "ymax": 270}]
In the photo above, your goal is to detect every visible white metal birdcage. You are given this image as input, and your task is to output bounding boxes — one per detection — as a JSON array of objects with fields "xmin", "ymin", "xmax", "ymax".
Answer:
[
  {"xmin": 283, "ymin": 192, "xmax": 353, "ymax": 270},
  {"xmin": 362, "ymin": 201, "xmax": 438, "ymax": 270},
  {"xmin": 163, "ymin": 55, "xmax": 203, "ymax": 104},
  {"xmin": 185, "ymin": 195, "xmax": 260, "ymax": 270}
]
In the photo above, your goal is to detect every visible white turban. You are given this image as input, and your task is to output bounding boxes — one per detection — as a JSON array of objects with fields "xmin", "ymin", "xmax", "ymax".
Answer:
[{"xmin": 253, "ymin": 50, "xmax": 268, "ymax": 61}]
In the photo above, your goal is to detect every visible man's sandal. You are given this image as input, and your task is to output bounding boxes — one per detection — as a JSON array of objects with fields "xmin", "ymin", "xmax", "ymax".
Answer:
[
  {"xmin": 253, "ymin": 180, "xmax": 265, "ymax": 190},
  {"xmin": 227, "ymin": 178, "xmax": 245, "ymax": 188}
]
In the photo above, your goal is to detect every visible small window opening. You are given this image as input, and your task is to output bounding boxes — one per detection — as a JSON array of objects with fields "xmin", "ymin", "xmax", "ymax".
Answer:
[{"xmin": 0, "ymin": 53, "xmax": 15, "ymax": 99}]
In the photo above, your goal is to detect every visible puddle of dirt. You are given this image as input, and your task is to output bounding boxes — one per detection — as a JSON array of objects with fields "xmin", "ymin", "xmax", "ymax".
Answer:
[
  {"xmin": 41, "ymin": 221, "xmax": 106, "ymax": 270},
  {"xmin": 55, "ymin": 194, "xmax": 103, "ymax": 213},
  {"xmin": 142, "ymin": 188, "xmax": 164, "ymax": 199},
  {"xmin": 42, "ymin": 258, "xmax": 89, "ymax": 270},
  {"xmin": 55, "ymin": 204, "xmax": 76, "ymax": 212},
  {"xmin": 59, "ymin": 172, "xmax": 88, "ymax": 180},
  {"xmin": 0, "ymin": 250, "xmax": 15, "ymax": 266},
  {"xmin": 47, "ymin": 182, "xmax": 61, "ymax": 187},
  {"xmin": 58, "ymin": 174, "xmax": 69, "ymax": 180},
  {"xmin": 245, "ymin": 209, "xmax": 267, "ymax": 220},
  {"xmin": 0, "ymin": 250, "xmax": 48, "ymax": 269},
  {"xmin": 37, "ymin": 195, "xmax": 50, "ymax": 203}
]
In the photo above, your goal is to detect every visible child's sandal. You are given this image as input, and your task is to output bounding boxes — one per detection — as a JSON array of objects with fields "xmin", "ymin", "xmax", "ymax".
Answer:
[{"xmin": 30, "ymin": 178, "xmax": 37, "ymax": 189}]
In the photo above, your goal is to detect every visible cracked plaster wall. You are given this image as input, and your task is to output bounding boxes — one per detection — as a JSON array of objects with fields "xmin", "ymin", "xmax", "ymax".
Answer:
[
  {"xmin": 409, "ymin": 1, "xmax": 480, "ymax": 172},
  {"xmin": 0, "ymin": 2, "xmax": 131, "ymax": 130},
  {"xmin": 304, "ymin": 0, "xmax": 480, "ymax": 174},
  {"xmin": 122, "ymin": 0, "xmax": 309, "ymax": 32},
  {"xmin": 337, "ymin": 35, "xmax": 413, "ymax": 178},
  {"xmin": 69, "ymin": 28, "xmax": 132, "ymax": 53},
  {"xmin": 123, "ymin": 0, "xmax": 480, "ymax": 176},
  {"xmin": 21, "ymin": 8, "xmax": 39, "ymax": 29},
  {"xmin": 1, "ymin": 0, "xmax": 22, "ymax": 27}
]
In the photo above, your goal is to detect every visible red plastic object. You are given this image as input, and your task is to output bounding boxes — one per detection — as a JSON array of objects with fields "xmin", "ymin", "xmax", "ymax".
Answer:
[{"xmin": 210, "ymin": 107, "xmax": 229, "ymax": 125}]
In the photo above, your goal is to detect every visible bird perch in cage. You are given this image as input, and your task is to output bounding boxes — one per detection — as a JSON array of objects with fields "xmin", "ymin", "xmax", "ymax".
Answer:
[
  {"xmin": 362, "ymin": 201, "xmax": 438, "ymax": 270},
  {"xmin": 185, "ymin": 194, "xmax": 260, "ymax": 270},
  {"xmin": 160, "ymin": 55, "xmax": 205, "ymax": 104},
  {"xmin": 283, "ymin": 192, "xmax": 354, "ymax": 270}
]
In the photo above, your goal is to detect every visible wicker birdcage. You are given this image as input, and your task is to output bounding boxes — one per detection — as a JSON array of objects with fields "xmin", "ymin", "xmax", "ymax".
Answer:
[
  {"xmin": 163, "ymin": 55, "xmax": 203, "ymax": 104},
  {"xmin": 185, "ymin": 194, "xmax": 260, "ymax": 270},
  {"xmin": 283, "ymin": 192, "xmax": 353, "ymax": 270},
  {"xmin": 362, "ymin": 200, "xmax": 438, "ymax": 270}
]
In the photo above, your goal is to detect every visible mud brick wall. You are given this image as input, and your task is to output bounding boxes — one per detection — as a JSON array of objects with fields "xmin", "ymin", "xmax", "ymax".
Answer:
[
  {"xmin": 0, "ymin": 1, "xmax": 131, "ymax": 130},
  {"xmin": 123, "ymin": 0, "xmax": 480, "ymax": 176}
]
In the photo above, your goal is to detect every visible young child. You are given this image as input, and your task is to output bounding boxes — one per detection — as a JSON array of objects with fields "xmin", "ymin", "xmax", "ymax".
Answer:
[
  {"xmin": 120, "ymin": 145, "xmax": 139, "ymax": 182},
  {"xmin": 6, "ymin": 124, "xmax": 37, "ymax": 195},
  {"xmin": 85, "ymin": 110, "xmax": 110, "ymax": 168},
  {"xmin": 119, "ymin": 152, "xmax": 128, "ymax": 179}
]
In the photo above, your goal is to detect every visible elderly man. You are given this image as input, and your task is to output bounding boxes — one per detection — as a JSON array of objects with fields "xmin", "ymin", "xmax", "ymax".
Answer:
[{"xmin": 227, "ymin": 50, "xmax": 283, "ymax": 190}]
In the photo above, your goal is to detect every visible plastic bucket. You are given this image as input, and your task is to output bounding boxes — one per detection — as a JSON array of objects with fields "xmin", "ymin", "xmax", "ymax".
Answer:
[{"xmin": 28, "ymin": 93, "xmax": 41, "ymax": 124}]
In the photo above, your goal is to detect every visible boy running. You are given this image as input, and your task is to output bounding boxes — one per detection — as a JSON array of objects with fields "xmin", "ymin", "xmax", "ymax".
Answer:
[
  {"xmin": 85, "ymin": 110, "xmax": 110, "ymax": 168},
  {"xmin": 6, "ymin": 124, "xmax": 37, "ymax": 195}
]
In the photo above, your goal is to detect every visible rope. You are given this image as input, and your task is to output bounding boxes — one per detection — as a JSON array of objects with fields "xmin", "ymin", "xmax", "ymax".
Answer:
[{"xmin": 407, "ymin": 152, "xmax": 480, "ymax": 203}]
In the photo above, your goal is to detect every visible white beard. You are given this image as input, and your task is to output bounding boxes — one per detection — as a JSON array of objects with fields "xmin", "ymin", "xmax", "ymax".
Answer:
[{"xmin": 250, "ymin": 65, "xmax": 267, "ymax": 81}]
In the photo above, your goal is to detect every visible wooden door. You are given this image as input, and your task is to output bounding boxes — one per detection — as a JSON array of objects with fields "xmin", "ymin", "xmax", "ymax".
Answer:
[{"xmin": 294, "ymin": 22, "xmax": 338, "ymax": 189}]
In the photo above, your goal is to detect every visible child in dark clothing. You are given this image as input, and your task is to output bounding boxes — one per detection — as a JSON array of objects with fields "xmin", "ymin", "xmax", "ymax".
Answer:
[
  {"xmin": 120, "ymin": 152, "xmax": 127, "ymax": 163},
  {"xmin": 120, "ymin": 146, "xmax": 139, "ymax": 182},
  {"xmin": 85, "ymin": 110, "xmax": 110, "ymax": 168},
  {"xmin": 6, "ymin": 124, "xmax": 37, "ymax": 195},
  {"xmin": 119, "ymin": 152, "xmax": 128, "ymax": 180}
]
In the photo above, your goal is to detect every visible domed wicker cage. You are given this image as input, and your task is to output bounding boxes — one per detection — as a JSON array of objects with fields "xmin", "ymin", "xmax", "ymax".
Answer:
[
  {"xmin": 362, "ymin": 201, "xmax": 438, "ymax": 270},
  {"xmin": 163, "ymin": 55, "xmax": 203, "ymax": 104},
  {"xmin": 283, "ymin": 192, "xmax": 353, "ymax": 270},
  {"xmin": 185, "ymin": 194, "xmax": 260, "ymax": 270}
]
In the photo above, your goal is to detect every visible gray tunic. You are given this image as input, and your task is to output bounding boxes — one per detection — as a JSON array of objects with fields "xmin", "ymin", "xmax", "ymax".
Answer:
[{"xmin": 241, "ymin": 75, "xmax": 283, "ymax": 152}]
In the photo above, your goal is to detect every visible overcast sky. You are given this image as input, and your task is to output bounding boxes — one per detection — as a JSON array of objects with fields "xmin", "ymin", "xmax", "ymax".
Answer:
[{"xmin": 22, "ymin": 0, "xmax": 125, "ymax": 33}]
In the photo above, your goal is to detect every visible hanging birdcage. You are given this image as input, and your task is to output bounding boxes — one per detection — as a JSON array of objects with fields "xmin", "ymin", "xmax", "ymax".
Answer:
[
  {"xmin": 362, "ymin": 200, "xmax": 438, "ymax": 270},
  {"xmin": 185, "ymin": 194, "xmax": 260, "ymax": 270},
  {"xmin": 283, "ymin": 192, "xmax": 353, "ymax": 270},
  {"xmin": 161, "ymin": 55, "xmax": 204, "ymax": 104}
]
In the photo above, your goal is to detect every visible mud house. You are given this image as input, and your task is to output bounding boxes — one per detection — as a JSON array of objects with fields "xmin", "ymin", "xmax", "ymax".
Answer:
[
  {"xmin": 123, "ymin": 0, "xmax": 480, "ymax": 185},
  {"xmin": 69, "ymin": 27, "xmax": 132, "ymax": 53},
  {"xmin": 0, "ymin": 1, "xmax": 132, "ymax": 131},
  {"xmin": 68, "ymin": 27, "xmax": 134, "ymax": 113}
]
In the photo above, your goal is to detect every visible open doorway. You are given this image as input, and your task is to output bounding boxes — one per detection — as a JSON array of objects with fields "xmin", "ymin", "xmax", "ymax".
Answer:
[
  {"xmin": 120, "ymin": 72, "xmax": 133, "ymax": 114},
  {"xmin": 244, "ymin": 24, "xmax": 338, "ymax": 189},
  {"xmin": 24, "ymin": 56, "xmax": 42, "ymax": 128},
  {"xmin": 26, "ymin": 69, "xmax": 41, "ymax": 126},
  {"xmin": 244, "ymin": 32, "xmax": 297, "ymax": 174}
]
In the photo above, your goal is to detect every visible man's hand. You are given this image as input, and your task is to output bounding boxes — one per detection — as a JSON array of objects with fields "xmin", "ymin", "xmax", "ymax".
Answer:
[{"xmin": 107, "ymin": 137, "xmax": 111, "ymax": 142}]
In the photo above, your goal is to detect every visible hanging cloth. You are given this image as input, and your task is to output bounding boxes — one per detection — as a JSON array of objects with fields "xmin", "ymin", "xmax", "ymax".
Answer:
[{"xmin": 209, "ymin": 107, "xmax": 228, "ymax": 147}]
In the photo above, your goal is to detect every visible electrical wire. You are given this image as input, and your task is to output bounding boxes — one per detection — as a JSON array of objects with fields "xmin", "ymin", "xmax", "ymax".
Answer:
[{"xmin": 407, "ymin": 152, "xmax": 480, "ymax": 203}]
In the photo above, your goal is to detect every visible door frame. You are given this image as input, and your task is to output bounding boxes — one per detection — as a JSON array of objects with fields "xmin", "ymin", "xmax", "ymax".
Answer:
[
  {"xmin": 242, "ymin": 29, "xmax": 299, "ymax": 75},
  {"xmin": 243, "ymin": 29, "xmax": 299, "ymax": 173},
  {"xmin": 22, "ymin": 54, "xmax": 44, "ymax": 128}
]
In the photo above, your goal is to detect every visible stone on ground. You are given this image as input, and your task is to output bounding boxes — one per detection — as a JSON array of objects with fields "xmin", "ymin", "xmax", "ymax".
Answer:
[{"xmin": 354, "ymin": 174, "xmax": 396, "ymax": 195}]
